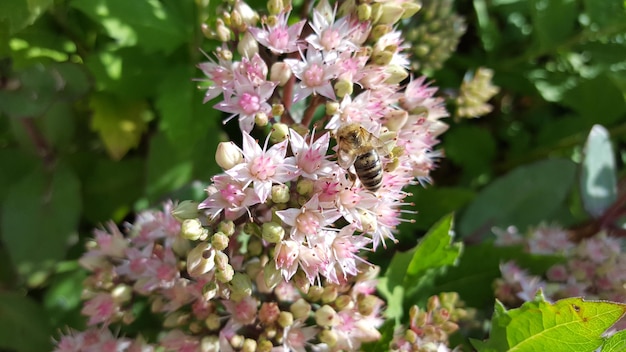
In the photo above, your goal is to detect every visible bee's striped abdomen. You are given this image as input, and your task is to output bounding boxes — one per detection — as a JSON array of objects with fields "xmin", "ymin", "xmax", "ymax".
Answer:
[{"xmin": 355, "ymin": 150, "xmax": 383, "ymax": 192}]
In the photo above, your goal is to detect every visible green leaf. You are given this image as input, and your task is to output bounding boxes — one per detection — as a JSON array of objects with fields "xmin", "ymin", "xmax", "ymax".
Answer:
[
  {"xmin": 444, "ymin": 125, "xmax": 497, "ymax": 178},
  {"xmin": 582, "ymin": 0, "xmax": 626, "ymax": 28},
  {"xmin": 457, "ymin": 159, "xmax": 576, "ymax": 239},
  {"xmin": 43, "ymin": 266, "xmax": 88, "ymax": 329},
  {"xmin": 429, "ymin": 243, "xmax": 563, "ymax": 309},
  {"xmin": 0, "ymin": 291, "xmax": 53, "ymax": 352},
  {"xmin": 0, "ymin": 149, "xmax": 38, "ymax": 202},
  {"xmin": 406, "ymin": 214, "xmax": 462, "ymax": 277},
  {"xmin": 474, "ymin": 295, "xmax": 626, "ymax": 351},
  {"xmin": 1, "ymin": 162, "xmax": 81, "ymax": 278},
  {"xmin": 580, "ymin": 125, "xmax": 617, "ymax": 218},
  {"xmin": 562, "ymin": 74, "xmax": 626, "ymax": 125},
  {"xmin": 602, "ymin": 330, "xmax": 626, "ymax": 352},
  {"xmin": 531, "ymin": 0, "xmax": 577, "ymax": 51},
  {"xmin": 399, "ymin": 187, "xmax": 475, "ymax": 233},
  {"xmin": 146, "ymin": 131, "xmax": 195, "ymax": 201},
  {"xmin": 0, "ymin": 0, "xmax": 53, "ymax": 35},
  {"xmin": 90, "ymin": 93, "xmax": 152, "ymax": 160},
  {"xmin": 71, "ymin": 0, "xmax": 187, "ymax": 53}
]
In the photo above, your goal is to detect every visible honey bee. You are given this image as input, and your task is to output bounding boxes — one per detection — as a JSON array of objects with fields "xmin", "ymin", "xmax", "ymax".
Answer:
[{"xmin": 335, "ymin": 123, "xmax": 388, "ymax": 192}]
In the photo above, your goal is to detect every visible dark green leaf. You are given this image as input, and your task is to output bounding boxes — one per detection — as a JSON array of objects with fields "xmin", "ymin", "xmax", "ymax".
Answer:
[
  {"xmin": 400, "ymin": 187, "xmax": 475, "ymax": 233},
  {"xmin": 562, "ymin": 74, "xmax": 626, "ymax": 125},
  {"xmin": 582, "ymin": 0, "xmax": 626, "ymax": 28},
  {"xmin": 457, "ymin": 159, "xmax": 577, "ymax": 239},
  {"xmin": 43, "ymin": 266, "xmax": 88, "ymax": 329},
  {"xmin": 146, "ymin": 132, "xmax": 195, "ymax": 202},
  {"xmin": 71, "ymin": 0, "xmax": 187, "ymax": 53},
  {"xmin": 581, "ymin": 125, "xmax": 617, "ymax": 218},
  {"xmin": 0, "ymin": 0, "xmax": 53, "ymax": 35},
  {"xmin": 406, "ymin": 214, "xmax": 461, "ymax": 277},
  {"xmin": 0, "ymin": 291, "xmax": 53, "ymax": 352},
  {"xmin": 1, "ymin": 162, "xmax": 81, "ymax": 277},
  {"xmin": 444, "ymin": 125, "xmax": 497, "ymax": 178},
  {"xmin": 0, "ymin": 149, "xmax": 38, "ymax": 202},
  {"xmin": 530, "ymin": 0, "xmax": 577, "ymax": 51}
]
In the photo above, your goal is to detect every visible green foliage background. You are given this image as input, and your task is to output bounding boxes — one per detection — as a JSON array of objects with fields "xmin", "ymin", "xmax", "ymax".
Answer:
[{"xmin": 0, "ymin": 0, "xmax": 625, "ymax": 350}]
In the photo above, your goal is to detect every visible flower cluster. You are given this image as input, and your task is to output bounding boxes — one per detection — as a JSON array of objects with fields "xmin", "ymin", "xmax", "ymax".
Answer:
[
  {"xmin": 493, "ymin": 224, "xmax": 626, "ymax": 308},
  {"xmin": 55, "ymin": 0, "xmax": 452, "ymax": 349},
  {"xmin": 390, "ymin": 293, "xmax": 471, "ymax": 352},
  {"xmin": 55, "ymin": 203, "xmax": 385, "ymax": 351}
]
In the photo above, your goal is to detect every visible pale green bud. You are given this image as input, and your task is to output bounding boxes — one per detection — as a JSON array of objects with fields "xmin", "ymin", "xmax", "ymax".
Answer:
[
  {"xmin": 181, "ymin": 218, "xmax": 208, "ymax": 241},
  {"xmin": 258, "ymin": 340, "xmax": 273, "ymax": 352},
  {"xmin": 171, "ymin": 200, "xmax": 200, "ymax": 222},
  {"xmin": 270, "ymin": 62, "xmax": 291, "ymax": 86},
  {"xmin": 237, "ymin": 32, "xmax": 258, "ymax": 57},
  {"xmin": 215, "ymin": 19, "xmax": 231, "ymax": 42},
  {"xmin": 205, "ymin": 313, "xmax": 221, "ymax": 330},
  {"xmin": 267, "ymin": 0, "xmax": 283, "ymax": 15},
  {"xmin": 357, "ymin": 294, "xmax": 379, "ymax": 316},
  {"xmin": 307, "ymin": 285, "xmax": 324, "ymax": 302},
  {"xmin": 319, "ymin": 329, "xmax": 338, "ymax": 347},
  {"xmin": 401, "ymin": 2, "xmax": 421, "ymax": 19},
  {"xmin": 262, "ymin": 222, "xmax": 285, "ymax": 243},
  {"xmin": 321, "ymin": 285, "xmax": 338, "ymax": 303},
  {"xmin": 234, "ymin": 1, "xmax": 259, "ymax": 26},
  {"xmin": 230, "ymin": 335, "xmax": 244, "ymax": 349},
  {"xmin": 264, "ymin": 261, "xmax": 282, "ymax": 289},
  {"xmin": 278, "ymin": 311, "xmax": 294, "ymax": 328},
  {"xmin": 296, "ymin": 179, "xmax": 314, "ymax": 196},
  {"xmin": 372, "ymin": 50, "xmax": 393, "ymax": 66},
  {"xmin": 357, "ymin": 3, "xmax": 372, "ymax": 21},
  {"xmin": 216, "ymin": 141, "xmax": 243, "ymax": 170},
  {"xmin": 218, "ymin": 220, "xmax": 235, "ymax": 236},
  {"xmin": 290, "ymin": 298, "xmax": 312, "ymax": 320},
  {"xmin": 271, "ymin": 184, "xmax": 290, "ymax": 203},
  {"xmin": 370, "ymin": 3, "xmax": 382, "ymax": 23},
  {"xmin": 370, "ymin": 24, "xmax": 391, "ymax": 42},
  {"xmin": 255, "ymin": 112, "xmax": 269, "ymax": 127},
  {"xmin": 200, "ymin": 335, "xmax": 220, "ymax": 352},
  {"xmin": 211, "ymin": 232, "xmax": 229, "ymax": 251},
  {"xmin": 405, "ymin": 328, "xmax": 418, "ymax": 344},
  {"xmin": 229, "ymin": 272, "xmax": 253, "ymax": 301},
  {"xmin": 248, "ymin": 237, "xmax": 263, "ymax": 256},
  {"xmin": 385, "ymin": 109, "xmax": 408, "ymax": 131},
  {"xmin": 377, "ymin": 4, "xmax": 405, "ymax": 25},
  {"xmin": 385, "ymin": 64, "xmax": 409, "ymax": 84},
  {"xmin": 214, "ymin": 250, "xmax": 230, "ymax": 270},
  {"xmin": 270, "ymin": 123, "xmax": 289, "ymax": 143},
  {"xmin": 315, "ymin": 305, "xmax": 339, "ymax": 327},
  {"xmin": 271, "ymin": 103, "xmax": 285, "ymax": 118},
  {"xmin": 163, "ymin": 312, "xmax": 189, "ymax": 328},
  {"xmin": 216, "ymin": 264, "xmax": 234, "ymax": 283},
  {"xmin": 325, "ymin": 101, "xmax": 339, "ymax": 116},
  {"xmin": 242, "ymin": 339, "xmax": 257, "ymax": 352},
  {"xmin": 230, "ymin": 10, "xmax": 244, "ymax": 31},
  {"xmin": 334, "ymin": 79, "xmax": 353, "ymax": 98},
  {"xmin": 335, "ymin": 295, "xmax": 354, "ymax": 310},
  {"xmin": 187, "ymin": 242, "xmax": 215, "ymax": 277},
  {"xmin": 111, "ymin": 284, "xmax": 132, "ymax": 304}
]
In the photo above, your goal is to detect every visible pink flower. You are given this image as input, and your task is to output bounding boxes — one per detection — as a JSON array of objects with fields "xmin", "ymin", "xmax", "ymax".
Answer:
[
  {"xmin": 197, "ymin": 49, "xmax": 235, "ymax": 103},
  {"xmin": 226, "ymin": 132, "xmax": 298, "ymax": 203},
  {"xmin": 214, "ymin": 79, "xmax": 276, "ymax": 133},
  {"xmin": 276, "ymin": 195, "xmax": 341, "ymax": 242},
  {"xmin": 323, "ymin": 227, "xmax": 371, "ymax": 284},
  {"xmin": 82, "ymin": 292, "xmax": 119, "ymax": 326},
  {"xmin": 223, "ymin": 296, "xmax": 258, "ymax": 325},
  {"xmin": 249, "ymin": 11, "xmax": 305, "ymax": 54},
  {"xmin": 284, "ymin": 44, "xmax": 338, "ymax": 102},
  {"xmin": 199, "ymin": 174, "xmax": 260, "ymax": 220},
  {"xmin": 276, "ymin": 321, "xmax": 318, "ymax": 352},
  {"xmin": 289, "ymin": 129, "xmax": 334, "ymax": 179},
  {"xmin": 306, "ymin": 9, "xmax": 356, "ymax": 59}
]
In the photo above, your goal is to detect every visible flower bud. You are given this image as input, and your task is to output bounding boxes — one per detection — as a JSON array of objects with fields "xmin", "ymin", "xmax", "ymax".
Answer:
[
  {"xmin": 335, "ymin": 295, "xmax": 353, "ymax": 310},
  {"xmin": 229, "ymin": 272, "xmax": 253, "ymax": 301},
  {"xmin": 262, "ymin": 222, "xmax": 285, "ymax": 243},
  {"xmin": 271, "ymin": 184, "xmax": 290, "ymax": 203},
  {"xmin": 218, "ymin": 220, "xmax": 235, "ymax": 236},
  {"xmin": 307, "ymin": 285, "xmax": 324, "ymax": 302},
  {"xmin": 214, "ymin": 250, "xmax": 230, "ymax": 270},
  {"xmin": 258, "ymin": 339, "xmax": 273, "ymax": 352},
  {"xmin": 230, "ymin": 335, "xmax": 244, "ymax": 349},
  {"xmin": 171, "ymin": 200, "xmax": 200, "ymax": 222},
  {"xmin": 296, "ymin": 179, "xmax": 314, "ymax": 196},
  {"xmin": 270, "ymin": 62, "xmax": 292, "ymax": 86},
  {"xmin": 234, "ymin": 1, "xmax": 259, "ymax": 26},
  {"xmin": 271, "ymin": 103, "xmax": 285, "ymax": 118},
  {"xmin": 357, "ymin": 3, "xmax": 372, "ymax": 21},
  {"xmin": 319, "ymin": 329, "xmax": 338, "ymax": 347},
  {"xmin": 259, "ymin": 302, "xmax": 281, "ymax": 324},
  {"xmin": 290, "ymin": 298, "xmax": 312, "ymax": 320},
  {"xmin": 377, "ymin": 4, "xmax": 405, "ymax": 25},
  {"xmin": 270, "ymin": 123, "xmax": 289, "ymax": 143},
  {"xmin": 401, "ymin": 2, "xmax": 421, "ymax": 19},
  {"xmin": 255, "ymin": 112, "xmax": 269, "ymax": 127},
  {"xmin": 370, "ymin": 3, "xmax": 383, "ymax": 23},
  {"xmin": 230, "ymin": 10, "xmax": 244, "ymax": 31},
  {"xmin": 216, "ymin": 141, "xmax": 243, "ymax": 170},
  {"xmin": 205, "ymin": 313, "xmax": 221, "ymax": 330},
  {"xmin": 111, "ymin": 284, "xmax": 132, "ymax": 304},
  {"xmin": 405, "ymin": 328, "xmax": 418, "ymax": 344},
  {"xmin": 242, "ymin": 339, "xmax": 257, "ymax": 352},
  {"xmin": 180, "ymin": 218, "xmax": 208, "ymax": 241},
  {"xmin": 358, "ymin": 209, "xmax": 378, "ymax": 233},
  {"xmin": 163, "ymin": 312, "xmax": 189, "ymax": 328},
  {"xmin": 215, "ymin": 19, "xmax": 231, "ymax": 42},
  {"xmin": 325, "ymin": 101, "xmax": 339, "ymax": 116},
  {"xmin": 385, "ymin": 109, "xmax": 408, "ymax": 131},
  {"xmin": 201, "ymin": 23, "xmax": 213, "ymax": 40},
  {"xmin": 200, "ymin": 335, "xmax": 220, "ymax": 352},
  {"xmin": 315, "ymin": 305, "xmax": 339, "ymax": 327},
  {"xmin": 278, "ymin": 311, "xmax": 294, "ymax": 328},
  {"xmin": 355, "ymin": 319, "xmax": 382, "ymax": 341},
  {"xmin": 370, "ymin": 24, "xmax": 391, "ymax": 42},
  {"xmin": 321, "ymin": 285, "xmax": 338, "ymax": 304},
  {"xmin": 211, "ymin": 232, "xmax": 230, "ymax": 251},
  {"xmin": 216, "ymin": 264, "xmax": 235, "ymax": 283},
  {"xmin": 357, "ymin": 294, "xmax": 379, "ymax": 316},
  {"xmin": 385, "ymin": 64, "xmax": 409, "ymax": 84},
  {"xmin": 189, "ymin": 321, "xmax": 202, "ymax": 334},
  {"xmin": 187, "ymin": 242, "xmax": 215, "ymax": 277},
  {"xmin": 372, "ymin": 50, "xmax": 393, "ymax": 66},
  {"xmin": 267, "ymin": 0, "xmax": 283, "ymax": 15},
  {"xmin": 334, "ymin": 79, "xmax": 353, "ymax": 98},
  {"xmin": 248, "ymin": 237, "xmax": 263, "ymax": 256},
  {"xmin": 263, "ymin": 261, "xmax": 282, "ymax": 289},
  {"xmin": 237, "ymin": 31, "xmax": 258, "ymax": 57}
]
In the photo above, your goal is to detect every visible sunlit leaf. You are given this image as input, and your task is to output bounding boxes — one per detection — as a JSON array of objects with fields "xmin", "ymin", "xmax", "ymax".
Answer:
[
  {"xmin": 90, "ymin": 93, "xmax": 152, "ymax": 160},
  {"xmin": 602, "ymin": 330, "xmax": 626, "ymax": 352},
  {"xmin": 580, "ymin": 125, "xmax": 617, "ymax": 218}
]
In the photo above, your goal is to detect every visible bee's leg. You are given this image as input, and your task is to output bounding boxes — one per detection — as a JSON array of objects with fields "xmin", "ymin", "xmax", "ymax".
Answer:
[{"xmin": 347, "ymin": 170, "xmax": 358, "ymax": 188}]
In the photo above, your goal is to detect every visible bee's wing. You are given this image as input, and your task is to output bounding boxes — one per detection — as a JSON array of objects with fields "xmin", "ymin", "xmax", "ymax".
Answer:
[
  {"xmin": 338, "ymin": 149, "xmax": 358, "ymax": 169},
  {"xmin": 370, "ymin": 133, "xmax": 391, "ymax": 157}
]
